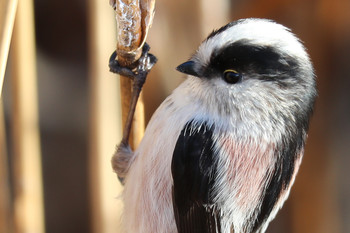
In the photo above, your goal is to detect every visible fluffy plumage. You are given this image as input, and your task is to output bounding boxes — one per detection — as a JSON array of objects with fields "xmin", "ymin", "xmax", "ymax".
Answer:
[{"xmin": 112, "ymin": 18, "xmax": 316, "ymax": 233}]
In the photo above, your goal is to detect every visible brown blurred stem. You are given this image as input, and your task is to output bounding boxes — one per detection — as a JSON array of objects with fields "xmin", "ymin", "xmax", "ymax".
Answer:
[{"xmin": 0, "ymin": 0, "xmax": 18, "ymax": 94}]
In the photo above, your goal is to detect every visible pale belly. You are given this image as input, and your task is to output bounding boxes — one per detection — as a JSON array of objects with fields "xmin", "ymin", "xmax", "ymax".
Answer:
[{"xmin": 120, "ymin": 99, "xmax": 190, "ymax": 233}]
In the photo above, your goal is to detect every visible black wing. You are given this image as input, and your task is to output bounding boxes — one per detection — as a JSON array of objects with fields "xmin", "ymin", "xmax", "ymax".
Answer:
[
  {"xmin": 171, "ymin": 121, "xmax": 221, "ymax": 233},
  {"xmin": 252, "ymin": 116, "xmax": 307, "ymax": 232}
]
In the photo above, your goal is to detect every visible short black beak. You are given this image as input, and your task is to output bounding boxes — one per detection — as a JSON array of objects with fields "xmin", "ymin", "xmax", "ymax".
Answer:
[{"xmin": 176, "ymin": 61, "xmax": 199, "ymax": 76}]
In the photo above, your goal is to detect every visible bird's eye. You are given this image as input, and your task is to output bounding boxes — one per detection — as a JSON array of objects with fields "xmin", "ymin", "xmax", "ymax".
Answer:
[{"xmin": 223, "ymin": 69, "xmax": 242, "ymax": 84}]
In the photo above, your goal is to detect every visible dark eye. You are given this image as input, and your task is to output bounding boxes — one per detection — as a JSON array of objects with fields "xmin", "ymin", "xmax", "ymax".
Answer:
[{"xmin": 223, "ymin": 69, "xmax": 242, "ymax": 84}]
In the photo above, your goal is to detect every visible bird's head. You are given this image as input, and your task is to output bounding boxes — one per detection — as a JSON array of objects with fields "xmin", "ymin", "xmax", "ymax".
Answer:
[{"xmin": 176, "ymin": 18, "xmax": 316, "ymax": 130}]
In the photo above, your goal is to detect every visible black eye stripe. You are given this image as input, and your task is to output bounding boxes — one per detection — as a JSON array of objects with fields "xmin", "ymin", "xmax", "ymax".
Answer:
[{"xmin": 207, "ymin": 39, "xmax": 299, "ymax": 78}]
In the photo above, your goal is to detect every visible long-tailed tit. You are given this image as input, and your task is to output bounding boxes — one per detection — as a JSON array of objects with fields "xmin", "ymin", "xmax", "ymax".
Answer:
[{"xmin": 112, "ymin": 18, "xmax": 317, "ymax": 233}]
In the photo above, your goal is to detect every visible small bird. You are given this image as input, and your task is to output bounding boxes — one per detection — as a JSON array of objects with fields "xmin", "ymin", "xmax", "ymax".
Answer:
[{"xmin": 112, "ymin": 18, "xmax": 317, "ymax": 233}]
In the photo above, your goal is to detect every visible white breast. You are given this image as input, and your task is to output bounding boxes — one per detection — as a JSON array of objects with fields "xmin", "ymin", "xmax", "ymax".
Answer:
[{"xmin": 121, "ymin": 78, "xmax": 204, "ymax": 233}]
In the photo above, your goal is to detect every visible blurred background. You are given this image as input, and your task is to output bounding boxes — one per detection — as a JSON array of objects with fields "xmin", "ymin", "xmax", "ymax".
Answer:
[{"xmin": 1, "ymin": 0, "xmax": 350, "ymax": 232}]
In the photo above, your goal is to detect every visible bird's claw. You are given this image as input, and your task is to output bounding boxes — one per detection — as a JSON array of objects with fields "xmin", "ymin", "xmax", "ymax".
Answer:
[
  {"xmin": 109, "ymin": 43, "xmax": 157, "ymax": 158},
  {"xmin": 109, "ymin": 43, "xmax": 157, "ymax": 81}
]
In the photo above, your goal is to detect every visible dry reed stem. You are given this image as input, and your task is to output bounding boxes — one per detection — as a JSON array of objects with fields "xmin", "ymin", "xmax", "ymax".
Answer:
[{"xmin": 110, "ymin": 0, "xmax": 155, "ymax": 149}]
